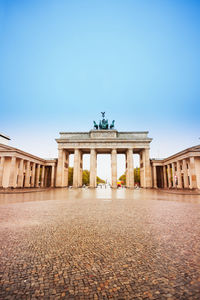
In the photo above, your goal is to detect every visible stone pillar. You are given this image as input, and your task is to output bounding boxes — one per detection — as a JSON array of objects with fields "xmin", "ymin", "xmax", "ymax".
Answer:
[
  {"xmin": 126, "ymin": 148, "xmax": 134, "ymax": 188},
  {"xmin": 163, "ymin": 165, "xmax": 167, "ymax": 188},
  {"xmin": 0, "ymin": 156, "xmax": 5, "ymax": 187},
  {"xmin": 189, "ymin": 157, "xmax": 197, "ymax": 189},
  {"xmin": 73, "ymin": 149, "xmax": 80, "ymax": 188},
  {"xmin": 90, "ymin": 149, "xmax": 97, "ymax": 188},
  {"xmin": 56, "ymin": 149, "xmax": 65, "ymax": 187},
  {"xmin": 31, "ymin": 163, "xmax": 36, "ymax": 187},
  {"xmin": 9, "ymin": 156, "xmax": 17, "ymax": 188},
  {"xmin": 18, "ymin": 159, "xmax": 24, "ymax": 188},
  {"xmin": 167, "ymin": 164, "xmax": 172, "ymax": 188},
  {"xmin": 63, "ymin": 152, "xmax": 69, "ymax": 187},
  {"xmin": 111, "ymin": 149, "xmax": 117, "ymax": 188},
  {"xmin": 153, "ymin": 165, "xmax": 157, "ymax": 188},
  {"xmin": 79, "ymin": 152, "xmax": 83, "ymax": 187},
  {"xmin": 183, "ymin": 159, "xmax": 189, "ymax": 188},
  {"xmin": 176, "ymin": 160, "xmax": 182, "ymax": 188},
  {"xmin": 125, "ymin": 152, "xmax": 128, "ymax": 187},
  {"xmin": 172, "ymin": 162, "xmax": 176, "ymax": 188},
  {"xmin": 51, "ymin": 165, "xmax": 55, "ymax": 187},
  {"xmin": 140, "ymin": 152, "xmax": 144, "ymax": 188},
  {"xmin": 25, "ymin": 160, "xmax": 31, "ymax": 187},
  {"xmin": 36, "ymin": 164, "xmax": 40, "ymax": 187},
  {"xmin": 41, "ymin": 165, "xmax": 45, "ymax": 187},
  {"xmin": 143, "ymin": 149, "xmax": 152, "ymax": 188}
]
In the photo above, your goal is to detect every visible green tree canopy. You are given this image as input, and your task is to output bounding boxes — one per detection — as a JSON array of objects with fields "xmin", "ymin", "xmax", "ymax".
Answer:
[
  {"xmin": 118, "ymin": 168, "xmax": 140, "ymax": 185},
  {"xmin": 97, "ymin": 176, "xmax": 105, "ymax": 184},
  {"xmin": 119, "ymin": 174, "xmax": 126, "ymax": 185},
  {"xmin": 68, "ymin": 167, "xmax": 73, "ymax": 186},
  {"xmin": 67, "ymin": 167, "xmax": 105, "ymax": 186},
  {"xmin": 82, "ymin": 170, "xmax": 90, "ymax": 185}
]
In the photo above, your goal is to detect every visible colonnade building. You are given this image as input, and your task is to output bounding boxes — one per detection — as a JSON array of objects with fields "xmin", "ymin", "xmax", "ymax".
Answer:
[
  {"xmin": 0, "ymin": 131, "xmax": 200, "ymax": 190},
  {"xmin": 0, "ymin": 139, "xmax": 56, "ymax": 189},
  {"xmin": 151, "ymin": 145, "xmax": 200, "ymax": 190}
]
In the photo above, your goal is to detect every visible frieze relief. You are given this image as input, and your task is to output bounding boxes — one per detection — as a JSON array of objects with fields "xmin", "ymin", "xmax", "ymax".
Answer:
[
  {"xmin": 90, "ymin": 130, "xmax": 117, "ymax": 139},
  {"xmin": 59, "ymin": 142, "xmax": 150, "ymax": 149}
]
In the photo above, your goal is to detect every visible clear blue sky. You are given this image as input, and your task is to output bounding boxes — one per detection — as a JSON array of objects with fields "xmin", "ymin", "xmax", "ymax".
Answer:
[{"xmin": 0, "ymin": 0, "xmax": 199, "ymax": 178}]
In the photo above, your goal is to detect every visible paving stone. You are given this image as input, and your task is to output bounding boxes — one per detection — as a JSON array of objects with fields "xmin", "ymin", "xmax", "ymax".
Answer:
[{"xmin": 0, "ymin": 188, "xmax": 200, "ymax": 299}]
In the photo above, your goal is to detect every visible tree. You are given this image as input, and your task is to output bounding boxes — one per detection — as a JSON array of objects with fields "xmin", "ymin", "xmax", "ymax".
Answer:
[
  {"xmin": 97, "ymin": 176, "xmax": 105, "ymax": 184},
  {"xmin": 118, "ymin": 168, "xmax": 140, "ymax": 185},
  {"xmin": 68, "ymin": 167, "xmax": 73, "ymax": 186},
  {"xmin": 67, "ymin": 167, "xmax": 105, "ymax": 186},
  {"xmin": 119, "ymin": 174, "xmax": 126, "ymax": 185},
  {"xmin": 134, "ymin": 168, "xmax": 140, "ymax": 184},
  {"xmin": 82, "ymin": 170, "xmax": 90, "ymax": 185}
]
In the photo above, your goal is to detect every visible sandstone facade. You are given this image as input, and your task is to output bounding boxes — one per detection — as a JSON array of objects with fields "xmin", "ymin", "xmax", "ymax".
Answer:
[{"xmin": 0, "ymin": 131, "xmax": 199, "ymax": 190}]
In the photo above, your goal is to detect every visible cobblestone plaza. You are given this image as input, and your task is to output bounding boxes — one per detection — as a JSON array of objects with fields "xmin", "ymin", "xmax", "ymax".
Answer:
[{"xmin": 0, "ymin": 189, "xmax": 200, "ymax": 299}]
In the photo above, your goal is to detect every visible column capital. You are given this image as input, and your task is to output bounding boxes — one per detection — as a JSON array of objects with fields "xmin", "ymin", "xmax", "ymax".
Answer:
[
  {"xmin": 90, "ymin": 148, "xmax": 96, "ymax": 154},
  {"xmin": 111, "ymin": 148, "xmax": 117, "ymax": 154}
]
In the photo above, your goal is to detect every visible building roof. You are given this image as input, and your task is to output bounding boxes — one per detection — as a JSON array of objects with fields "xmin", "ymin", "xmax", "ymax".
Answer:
[
  {"xmin": 0, "ymin": 143, "xmax": 56, "ymax": 163},
  {"xmin": 0, "ymin": 133, "xmax": 10, "ymax": 140},
  {"xmin": 151, "ymin": 145, "xmax": 200, "ymax": 164}
]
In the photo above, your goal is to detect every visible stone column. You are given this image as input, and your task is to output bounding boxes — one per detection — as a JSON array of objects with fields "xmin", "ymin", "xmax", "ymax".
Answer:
[
  {"xmin": 172, "ymin": 162, "xmax": 176, "ymax": 188},
  {"xmin": 189, "ymin": 157, "xmax": 197, "ymax": 189},
  {"xmin": 182, "ymin": 159, "xmax": 189, "ymax": 188},
  {"xmin": 31, "ymin": 163, "xmax": 36, "ymax": 187},
  {"xmin": 140, "ymin": 152, "xmax": 144, "ymax": 188},
  {"xmin": 51, "ymin": 165, "xmax": 55, "ymax": 187},
  {"xmin": 143, "ymin": 149, "xmax": 152, "ymax": 188},
  {"xmin": 56, "ymin": 149, "xmax": 65, "ymax": 187},
  {"xmin": 163, "ymin": 165, "xmax": 167, "ymax": 188},
  {"xmin": 25, "ymin": 161, "xmax": 31, "ymax": 187},
  {"xmin": 111, "ymin": 149, "xmax": 117, "ymax": 188},
  {"xmin": 167, "ymin": 164, "xmax": 172, "ymax": 188},
  {"xmin": 36, "ymin": 164, "xmax": 40, "ymax": 187},
  {"xmin": 63, "ymin": 152, "xmax": 69, "ymax": 187},
  {"xmin": 90, "ymin": 149, "xmax": 97, "ymax": 188},
  {"xmin": 9, "ymin": 156, "xmax": 17, "ymax": 188},
  {"xmin": 125, "ymin": 152, "xmax": 128, "ymax": 187},
  {"xmin": 41, "ymin": 165, "xmax": 45, "ymax": 187},
  {"xmin": 18, "ymin": 159, "xmax": 24, "ymax": 188},
  {"xmin": 153, "ymin": 165, "xmax": 157, "ymax": 188},
  {"xmin": 79, "ymin": 152, "xmax": 83, "ymax": 187},
  {"xmin": 0, "ymin": 156, "xmax": 5, "ymax": 187},
  {"xmin": 73, "ymin": 149, "xmax": 80, "ymax": 188},
  {"xmin": 176, "ymin": 160, "xmax": 182, "ymax": 188},
  {"xmin": 126, "ymin": 148, "xmax": 134, "ymax": 188}
]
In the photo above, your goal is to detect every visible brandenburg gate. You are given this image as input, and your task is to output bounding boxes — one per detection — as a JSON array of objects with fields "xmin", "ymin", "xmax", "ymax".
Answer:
[{"xmin": 56, "ymin": 113, "xmax": 152, "ymax": 189}]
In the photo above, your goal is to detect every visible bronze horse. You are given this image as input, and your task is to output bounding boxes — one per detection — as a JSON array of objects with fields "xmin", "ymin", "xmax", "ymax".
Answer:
[
  {"xmin": 110, "ymin": 120, "xmax": 115, "ymax": 129},
  {"xmin": 93, "ymin": 121, "xmax": 98, "ymax": 129}
]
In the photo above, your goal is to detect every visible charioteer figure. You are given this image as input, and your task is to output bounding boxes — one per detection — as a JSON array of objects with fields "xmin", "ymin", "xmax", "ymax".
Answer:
[{"xmin": 93, "ymin": 112, "xmax": 115, "ymax": 130}]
